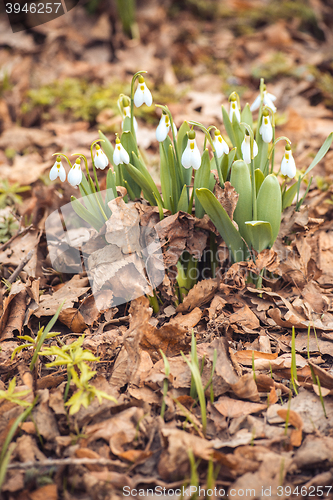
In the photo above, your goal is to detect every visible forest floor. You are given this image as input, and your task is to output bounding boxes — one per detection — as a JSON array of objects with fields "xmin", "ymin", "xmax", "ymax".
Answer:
[{"xmin": 1, "ymin": 1, "xmax": 333, "ymax": 499}]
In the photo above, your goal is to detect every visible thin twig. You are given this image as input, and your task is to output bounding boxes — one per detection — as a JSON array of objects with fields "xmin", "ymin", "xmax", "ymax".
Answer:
[
  {"xmin": 8, "ymin": 249, "xmax": 35, "ymax": 284},
  {"xmin": 7, "ymin": 457, "xmax": 120, "ymax": 470},
  {"xmin": 0, "ymin": 224, "xmax": 33, "ymax": 253}
]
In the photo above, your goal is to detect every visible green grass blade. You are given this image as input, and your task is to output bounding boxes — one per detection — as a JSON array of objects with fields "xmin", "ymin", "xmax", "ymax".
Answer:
[{"xmin": 304, "ymin": 132, "xmax": 333, "ymax": 176}]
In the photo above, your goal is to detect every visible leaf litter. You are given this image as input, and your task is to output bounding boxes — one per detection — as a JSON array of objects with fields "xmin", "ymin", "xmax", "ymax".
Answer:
[{"xmin": 1, "ymin": 0, "xmax": 333, "ymax": 498}]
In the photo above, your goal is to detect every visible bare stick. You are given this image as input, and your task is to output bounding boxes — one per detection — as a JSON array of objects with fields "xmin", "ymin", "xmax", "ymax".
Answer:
[{"xmin": 8, "ymin": 249, "xmax": 35, "ymax": 284}]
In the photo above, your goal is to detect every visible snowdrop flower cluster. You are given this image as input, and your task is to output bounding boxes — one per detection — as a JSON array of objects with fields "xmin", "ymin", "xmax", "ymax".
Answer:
[
  {"xmin": 94, "ymin": 144, "xmax": 109, "ymax": 170},
  {"xmin": 280, "ymin": 144, "xmax": 296, "ymax": 178},
  {"xmin": 113, "ymin": 137, "xmax": 130, "ymax": 166},
  {"xmin": 213, "ymin": 130, "xmax": 229, "ymax": 158},
  {"xmin": 259, "ymin": 109, "xmax": 273, "ymax": 143},
  {"xmin": 134, "ymin": 75, "xmax": 153, "ymax": 108},
  {"xmin": 181, "ymin": 130, "xmax": 201, "ymax": 170},
  {"xmin": 49, "ymin": 156, "xmax": 66, "ymax": 182},
  {"xmin": 241, "ymin": 131, "xmax": 258, "ymax": 164},
  {"xmin": 68, "ymin": 159, "xmax": 83, "ymax": 188}
]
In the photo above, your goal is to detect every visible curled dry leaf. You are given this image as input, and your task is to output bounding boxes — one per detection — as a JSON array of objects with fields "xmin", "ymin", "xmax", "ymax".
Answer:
[
  {"xmin": 214, "ymin": 181, "xmax": 239, "ymax": 221},
  {"xmin": 277, "ymin": 409, "xmax": 303, "ymax": 447},
  {"xmin": 176, "ymin": 278, "xmax": 218, "ymax": 313}
]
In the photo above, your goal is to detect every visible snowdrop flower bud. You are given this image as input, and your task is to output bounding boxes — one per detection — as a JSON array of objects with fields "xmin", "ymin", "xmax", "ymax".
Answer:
[
  {"xmin": 181, "ymin": 130, "xmax": 201, "ymax": 170},
  {"xmin": 259, "ymin": 109, "xmax": 273, "ymax": 143},
  {"xmin": 68, "ymin": 158, "xmax": 82, "ymax": 188},
  {"xmin": 134, "ymin": 75, "xmax": 153, "ymax": 108},
  {"xmin": 94, "ymin": 144, "xmax": 109, "ymax": 170},
  {"xmin": 241, "ymin": 131, "xmax": 258, "ymax": 164},
  {"xmin": 213, "ymin": 129, "xmax": 229, "ymax": 158},
  {"xmin": 50, "ymin": 156, "xmax": 66, "ymax": 182},
  {"xmin": 229, "ymin": 93, "xmax": 240, "ymax": 122},
  {"xmin": 250, "ymin": 86, "xmax": 277, "ymax": 113},
  {"xmin": 172, "ymin": 122, "xmax": 178, "ymax": 138},
  {"xmin": 113, "ymin": 137, "xmax": 130, "ymax": 166},
  {"xmin": 156, "ymin": 112, "xmax": 170, "ymax": 142},
  {"xmin": 122, "ymin": 96, "xmax": 138, "ymax": 133},
  {"xmin": 281, "ymin": 144, "xmax": 296, "ymax": 178}
]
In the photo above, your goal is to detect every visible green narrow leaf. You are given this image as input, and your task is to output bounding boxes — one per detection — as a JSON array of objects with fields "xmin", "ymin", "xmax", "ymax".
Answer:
[
  {"xmin": 177, "ymin": 121, "xmax": 190, "ymax": 160},
  {"xmin": 106, "ymin": 168, "xmax": 117, "ymax": 201},
  {"xmin": 254, "ymin": 168, "xmax": 265, "ymax": 196},
  {"xmin": 194, "ymin": 149, "xmax": 211, "ymax": 218},
  {"xmin": 159, "ymin": 143, "xmax": 173, "ymax": 212},
  {"xmin": 98, "ymin": 130, "xmax": 114, "ymax": 162},
  {"xmin": 241, "ymin": 103, "xmax": 253, "ymax": 129},
  {"xmin": 131, "ymin": 152, "xmax": 163, "ymax": 206},
  {"xmin": 230, "ymin": 159, "xmax": 252, "ymax": 245},
  {"xmin": 257, "ymin": 174, "xmax": 282, "ymax": 246},
  {"xmin": 177, "ymin": 184, "xmax": 189, "ymax": 212},
  {"xmin": 282, "ymin": 181, "xmax": 298, "ymax": 210},
  {"xmin": 232, "ymin": 113, "xmax": 245, "ymax": 160},
  {"xmin": 304, "ymin": 132, "xmax": 333, "ymax": 176},
  {"xmin": 196, "ymin": 188, "xmax": 247, "ymax": 263},
  {"xmin": 70, "ymin": 196, "xmax": 104, "ymax": 231},
  {"xmin": 222, "ymin": 105, "xmax": 237, "ymax": 149},
  {"xmin": 123, "ymin": 163, "xmax": 157, "ymax": 206}
]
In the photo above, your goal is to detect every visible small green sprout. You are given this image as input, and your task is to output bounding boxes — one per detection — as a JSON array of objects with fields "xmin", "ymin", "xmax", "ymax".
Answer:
[
  {"xmin": 65, "ymin": 362, "xmax": 117, "ymax": 415},
  {"xmin": 0, "ymin": 377, "xmax": 31, "ymax": 407}
]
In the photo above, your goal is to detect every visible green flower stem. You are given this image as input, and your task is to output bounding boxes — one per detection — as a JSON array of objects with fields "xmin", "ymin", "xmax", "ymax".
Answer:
[
  {"xmin": 64, "ymin": 368, "xmax": 72, "ymax": 402},
  {"xmin": 156, "ymin": 104, "xmax": 184, "ymax": 186},
  {"xmin": 148, "ymin": 290, "xmax": 159, "ymax": 314},
  {"xmin": 52, "ymin": 152, "xmax": 72, "ymax": 170},
  {"xmin": 255, "ymin": 78, "xmax": 265, "ymax": 143},
  {"xmin": 240, "ymin": 122, "xmax": 257, "ymax": 220},
  {"xmin": 130, "ymin": 70, "xmax": 147, "ymax": 138},
  {"xmin": 189, "ymin": 121, "xmax": 224, "ymax": 187}
]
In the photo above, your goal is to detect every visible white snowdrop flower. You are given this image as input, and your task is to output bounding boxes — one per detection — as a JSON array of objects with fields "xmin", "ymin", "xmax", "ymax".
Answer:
[
  {"xmin": 156, "ymin": 112, "xmax": 170, "ymax": 142},
  {"xmin": 49, "ymin": 156, "xmax": 66, "ymax": 182},
  {"xmin": 134, "ymin": 75, "xmax": 153, "ymax": 108},
  {"xmin": 259, "ymin": 110, "xmax": 273, "ymax": 143},
  {"xmin": 250, "ymin": 88, "xmax": 277, "ymax": 113},
  {"xmin": 67, "ymin": 159, "xmax": 82, "ymax": 188},
  {"xmin": 181, "ymin": 131, "xmax": 201, "ymax": 170},
  {"xmin": 229, "ymin": 94, "xmax": 240, "ymax": 122},
  {"xmin": 113, "ymin": 137, "xmax": 130, "ymax": 165},
  {"xmin": 213, "ymin": 129, "xmax": 229, "ymax": 158},
  {"xmin": 94, "ymin": 145, "xmax": 109, "ymax": 170},
  {"xmin": 241, "ymin": 132, "xmax": 258, "ymax": 164},
  {"xmin": 281, "ymin": 144, "xmax": 296, "ymax": 178},
  {"xmin": 122, "ymin": 104, "xmax": 138, "ymax": 134}
]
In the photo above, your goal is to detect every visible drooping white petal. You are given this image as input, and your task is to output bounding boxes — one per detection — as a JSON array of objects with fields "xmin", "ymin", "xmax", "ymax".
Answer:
[
  {"xmin": 94, "ymin": 150, "xmax": 109, "ymax": 170},
  {"xmin": 181, "ymin": 139, "xmax": 201, "ymax": 170},
  {"xmin": 50, "ymin": 160, "xmax": 66, "ymax": 182},
  {"xmin": 68, "ymin": 164, "xmax": 82, "ymax": 187},
  {"xmin": 143, "ymin": 83, "xmax": 153, "ymax": 107},
  {"xmin": 266, "ymin": 92, "xmax": 277, "ymax": 102},
  {"xmin": 281, "ymin": 153, "xmax": 296, "ymax": 178},
  {"xmin": 213, "ymin": 134, "xmax": 229, "ymax": 158},
  {"xmin": 229, "ymin": 101, "xmax": 240, "ymax": 122},
  {"xmin": 172, "ymin": 122, "xmax": 177, "ymax": 138},
  {"xmin": 113, "ymin": 142, "xmax": 129, "ymax": 165},
  {"xmin": 259, "ymin": 116, "xmax": 273, "ymax": 143},
  {"xmin": 241, "ymin": 136, "xmax": 258, "ymax": 164},
  {"xmin": 120, "ymin": 145, "xmax": 130, "ymax": 164},
  {"xmin": 250, "ymin": 94, "xmax": 261, "ymax": 112},
  {"xmin": 263, "ymin": 94, "xmax": 277, "ymax": 113},
  {"xmin": 134, "ymin": 82, "xmax": 152, "ymax": 107},
  {"xmin": 156, "ymin": 115, "xmax": 170, "ymax": 142}
]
